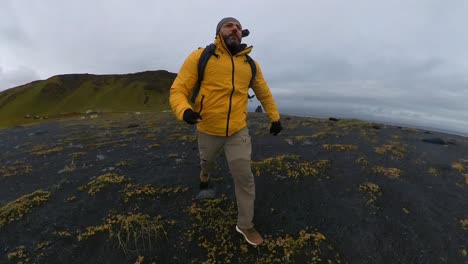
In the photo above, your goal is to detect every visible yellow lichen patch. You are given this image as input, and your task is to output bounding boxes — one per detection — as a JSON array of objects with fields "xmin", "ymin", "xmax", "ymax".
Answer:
[
  {"xmin": 428, "ymin": 167, "xmax": 439, "ymax": 176},
  {"xmin": 293, "ymin": 135, "xmax": 314, "ymax": 143},
  {"xmin": 186, "ymin": 195, "xmax": 341, "ymax": 263},
  {"xmin": 374, "ymin": 142, "xmax": 407, "ymax": 159},
  {"xmin": 336, "ymin": 119, "xmax": 372, "ymax": 129},
  {"xmin": 258, "ymin": 230, "xmax": 340, "ymax": 264},
  {"xmin": 35, "ymin": 241, "xmax": 50, "ymax": 250},
  {"xmin": 116, "ymin": 160, "xmax": 132, "ymax": 167},
  {"xmin": 460, "ymin": 219, "xmax": 468, "ymax": 230},
  {"xmin": 359, "ymin": 182, "xmax": 382, "ymax": 207},
  {"xmin": 0, "ymin": 190, "xmax": 51, "ymax": 227},
  {"xmin": 7, "ymin": 245, "xmax": 29, "ymax": 262},
  {"xmin": 252, "ymin": 155, "xmax": 331, "ymax": 180},
  {"xmin": 119, "ymin": 130, "xmax": 138, "ymax": 136},
  {"xmin": 355, "ymin": 157, "xmax": 369, "ymax": 168},
  {"xmin": 168, "ymin": 153, "xmax": 178, "ymax": 158},
  {"xmin": 31, "ymin": 145, "xmax": 64, "ymax": 156},
  {"xmin": 311, "ymin": 130, "xmax": 341, "ymax": 139},
  {"xmin": 185, "ymin": 195, "xmax": 238, "ymax": 263},
  {"xmin": 167, "ymin": 133, "xmax": 196, "ymax": 142},
  {"xmin": 372, "ymin": 166, "xmax": 401, "ymax": 179},
  {"xmin": 461, "ymin": 248, "xmax": 467, "ymax": 257},
  {"xmin": 122, "ymin": 183, "xmax": 189, "ymax": 203},
  {"xmin": 144, "ymin": 133, "xmax": 156, "ymax": 139},
  {"xmin": 69, "ymin": 152, "xmax": 86, "ymax": 159},
  {"xmin": 322, "ymin": 144, "xmax": 358, "ymax": 151},
  {"xmin": 87, "ymin": 139, "xmax": 132, "ymax": 149},
  {"xmin": 0, "ymin": 161, "xmax": 32, "ymax": 177},
  {"xmin": 54, "ymin": 231, "xmax": 72, "ymax": 237},
  {"xmin": 80, "ymin": 173, "xmax": 127, "ymax": 195},
  {"xmin": 179, "ymin": 135, "xmax": 197, "ymax": 142},
  {"xmin": 452, "ymin": 162, "xmax": 465, "ymax": 173},
  {"xmin": 464, "ymin": 174, "xmax": 468, "ymax": 185},
  {"xmin": 146, "ymin": 143, "xmax": 160, "ymax": 150},
  {"xmin": 78, "ymin": 212, "xmax": 169, "ymax": 255}
]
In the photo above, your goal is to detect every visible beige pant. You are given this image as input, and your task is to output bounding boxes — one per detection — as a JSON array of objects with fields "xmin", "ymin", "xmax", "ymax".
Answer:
[{"xmin": 197, "ymin": 127, "xmax": 255, "ymax": 229}]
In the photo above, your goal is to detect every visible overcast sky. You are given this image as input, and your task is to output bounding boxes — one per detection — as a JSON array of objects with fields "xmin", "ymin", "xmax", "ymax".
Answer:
[{"xmin": 1, "ymin": 0, "xmax": 467, "ymax": 134}]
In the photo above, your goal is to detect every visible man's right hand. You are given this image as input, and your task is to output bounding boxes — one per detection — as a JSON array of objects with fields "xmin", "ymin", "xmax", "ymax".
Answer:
[{"xmin": 183, "ymin": 109, "xmax": 202, "ymax": 125}]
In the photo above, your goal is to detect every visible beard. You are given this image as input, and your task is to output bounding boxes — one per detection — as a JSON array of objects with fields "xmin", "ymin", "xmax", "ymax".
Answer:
[{"xmin": 223, "ymin": 34, "xmax": 241, "ymax": 55}]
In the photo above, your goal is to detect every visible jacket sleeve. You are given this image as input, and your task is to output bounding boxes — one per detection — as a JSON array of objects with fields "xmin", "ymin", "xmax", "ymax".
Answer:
[
  {"xmin": 169, "ymin": 49, "xmax": 201, "ymax": 120},
  {"xmin": 251, "ymin": 61, "xmax": 281, "ymax": 122}
]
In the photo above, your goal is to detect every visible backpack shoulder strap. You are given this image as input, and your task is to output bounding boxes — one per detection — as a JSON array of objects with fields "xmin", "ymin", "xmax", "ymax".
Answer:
[
  {"xmin": 245, "ymin": 54, "xmax": 257, "ymax": 99},
  {"xmin": 190, "ymin": 44, "xmax": 217, "ymax": 103},
  {"xmin": 245, "ymin": 54, "xmax": 257, "ymax": 87}
]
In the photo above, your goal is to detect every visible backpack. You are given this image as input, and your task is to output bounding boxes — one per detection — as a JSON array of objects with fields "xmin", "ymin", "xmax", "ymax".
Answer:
[{"xmin": 190, "ymin": 43, "xmax": 257, "ymax": 103}]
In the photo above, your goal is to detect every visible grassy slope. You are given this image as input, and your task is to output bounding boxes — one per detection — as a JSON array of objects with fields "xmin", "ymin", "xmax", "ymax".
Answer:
[{"xmin": 0, "ymin": 71, "xmax": 176, "ymax": 127}]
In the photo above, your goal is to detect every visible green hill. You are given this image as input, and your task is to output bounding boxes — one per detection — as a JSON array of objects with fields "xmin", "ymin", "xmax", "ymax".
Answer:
[{"xmin": 0, "ymin": 70, "xmax": 177, "ymax": 127}]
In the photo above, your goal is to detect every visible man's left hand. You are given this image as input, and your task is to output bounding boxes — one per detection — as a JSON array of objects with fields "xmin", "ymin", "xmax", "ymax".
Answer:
[{"xmin": 270, "ymin": 121, "xmax": 282, "ymax": 136}]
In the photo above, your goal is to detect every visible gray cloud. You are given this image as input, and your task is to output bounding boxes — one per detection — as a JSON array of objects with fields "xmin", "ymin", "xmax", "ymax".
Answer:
[
  {"xmin": 0, "ymin": 66, "xmax": 40, "ymax": 90},
  {"xmin": 1, "ymin": 0, "xmax": 468, "ymax": 134}
]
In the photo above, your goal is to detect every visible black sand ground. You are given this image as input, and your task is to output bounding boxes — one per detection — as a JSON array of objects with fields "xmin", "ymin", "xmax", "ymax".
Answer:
[{"xmin": 0, "ymin": 112, "xmax": 467, "ymax": 264}]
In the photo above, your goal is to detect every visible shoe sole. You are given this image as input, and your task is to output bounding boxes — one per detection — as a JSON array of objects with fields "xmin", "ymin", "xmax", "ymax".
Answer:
[{"xmin": 235, "ymin": 225, "xmax": 261, "ymax": 246}]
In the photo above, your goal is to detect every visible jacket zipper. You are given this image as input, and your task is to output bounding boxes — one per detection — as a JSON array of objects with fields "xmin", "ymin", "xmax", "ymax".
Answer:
[{"xmin": 226, "ymin": 56, "xmax": 235, "ymax": 136}]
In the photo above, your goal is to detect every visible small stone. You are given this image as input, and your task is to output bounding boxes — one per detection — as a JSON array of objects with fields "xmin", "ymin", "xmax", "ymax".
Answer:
[{"xmin": 196, "ymin": 189, "xmax": 216, "ymax": 200}]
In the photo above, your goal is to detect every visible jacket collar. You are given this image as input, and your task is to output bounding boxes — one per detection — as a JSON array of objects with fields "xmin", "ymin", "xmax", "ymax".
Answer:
[{"xmin": 214, "ymin": 35, "xmax": 253, "ymax": 56}]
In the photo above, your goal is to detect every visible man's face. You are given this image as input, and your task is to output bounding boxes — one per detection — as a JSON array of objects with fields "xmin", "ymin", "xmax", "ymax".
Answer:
[{"xmin": 219, "ymin": 21, "xmax": 242, "ymax": 47}]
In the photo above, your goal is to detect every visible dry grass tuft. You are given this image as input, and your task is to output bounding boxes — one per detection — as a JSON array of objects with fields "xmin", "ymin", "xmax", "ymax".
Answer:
[{"xmin": 78, "ymin": 212, "xmax": 170, "ymax": 255}]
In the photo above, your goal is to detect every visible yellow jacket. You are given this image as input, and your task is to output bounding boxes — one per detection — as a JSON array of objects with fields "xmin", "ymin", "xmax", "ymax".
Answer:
[{"xmin": 170, "ymin": 36, "xmax": 280, "ymax": 136}]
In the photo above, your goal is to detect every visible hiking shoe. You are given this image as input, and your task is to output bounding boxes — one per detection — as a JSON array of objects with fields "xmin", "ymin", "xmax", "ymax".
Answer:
[{"xmin": 236, "ymin": 225, "xmax": 263, "ymax": 246}]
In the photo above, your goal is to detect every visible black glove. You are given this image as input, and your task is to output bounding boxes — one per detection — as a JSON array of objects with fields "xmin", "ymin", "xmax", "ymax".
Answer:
[
  {"xmin": 183, "ymin": 109, "xmax": 202, "ymax": 125},
  {"xmin": 270, "ymin": 121, "xmax": 282, "ymax": 136}
]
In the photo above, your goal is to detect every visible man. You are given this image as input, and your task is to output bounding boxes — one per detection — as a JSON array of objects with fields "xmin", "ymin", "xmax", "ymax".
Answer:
[{"xmin": 169, "ymin": 17, "xmax": 282, "ymax": 246}]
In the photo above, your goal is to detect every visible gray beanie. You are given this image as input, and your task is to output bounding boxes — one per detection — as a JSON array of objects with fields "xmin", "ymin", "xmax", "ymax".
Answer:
[{"xmin": 216, "ymin": 17, "xmax": 241, "ymax": 36}]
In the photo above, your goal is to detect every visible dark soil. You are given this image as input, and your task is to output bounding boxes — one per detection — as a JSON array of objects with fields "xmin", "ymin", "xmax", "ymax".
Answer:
[{"xmin": 0, "ymin": 112, "xmax": 467, "ymax": 264}]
